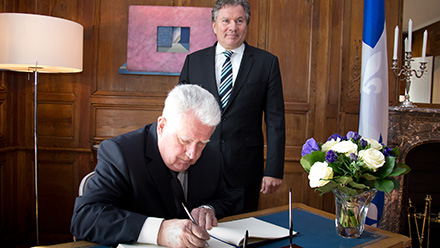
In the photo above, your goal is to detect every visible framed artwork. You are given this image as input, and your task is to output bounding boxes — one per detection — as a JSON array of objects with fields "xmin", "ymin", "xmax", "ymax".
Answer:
[{"xmin": 119, "ymin": 5, "xmax": 217, "ymax": 76}]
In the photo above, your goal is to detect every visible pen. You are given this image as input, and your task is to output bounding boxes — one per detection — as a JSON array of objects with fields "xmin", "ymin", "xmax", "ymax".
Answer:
[
  {"xmin": 243, "ymin": 230, "xmax": 248, "ymax": 248},
  {"xmin": 289, "ymin": 187, "xmax": 293, "ymax": 248},
  {"xmin": 182, "ymin": 202, "xmax": 197, "ymax": 223},
  {"xmin": 181, "ymin": 203, "xmax": 210, "ymax": 247}
]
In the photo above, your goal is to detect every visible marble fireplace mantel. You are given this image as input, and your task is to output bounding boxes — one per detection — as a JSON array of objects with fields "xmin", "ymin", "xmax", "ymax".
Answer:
[
  {"xmin": 379, "ymin": 106, "xmax": 440, "ymax": 233},
  {"xmin": 388, "ymin": 106, "xmax": 440, "ymax": 162}
]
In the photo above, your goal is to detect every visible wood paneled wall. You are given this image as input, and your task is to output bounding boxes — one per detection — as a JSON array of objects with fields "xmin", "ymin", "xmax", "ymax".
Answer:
[
  {"xmin": 0, "ymin": 0, "xmax": 402, "ymax": 246},
  {"xmin": 412, "ymin": 20, "xmax": 440, "ymax": 57}
]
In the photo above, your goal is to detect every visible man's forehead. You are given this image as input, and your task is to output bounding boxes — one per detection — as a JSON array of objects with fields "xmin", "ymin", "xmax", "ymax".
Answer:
[{"xmin": 180, "ymin": 134, "xmax": 211, "ymax": 144}]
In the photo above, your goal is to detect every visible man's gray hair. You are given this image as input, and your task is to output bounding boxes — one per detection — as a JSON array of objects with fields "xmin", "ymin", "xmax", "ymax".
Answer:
[
  {"xmin": 212, "ymin": 0, "xmax": 251, "ymax": 24},
  {"xmin": 162, "ymin": 84, "xmax": 221, "ymax": 128}
]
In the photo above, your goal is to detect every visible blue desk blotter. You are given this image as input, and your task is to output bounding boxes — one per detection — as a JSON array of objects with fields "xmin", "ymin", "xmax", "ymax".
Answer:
[{"xmin": 256, "ymin": 208, "xmax": 386, "ymax": 248}]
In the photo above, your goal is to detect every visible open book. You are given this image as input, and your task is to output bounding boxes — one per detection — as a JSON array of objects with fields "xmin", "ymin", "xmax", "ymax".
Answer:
[
  {"xmin": 207, "ymin": 216, "xmax": 294, "ymax": 247},
  {"xmin": 117, "ymin": 217, "xmax": 295, "ymax": 248}
]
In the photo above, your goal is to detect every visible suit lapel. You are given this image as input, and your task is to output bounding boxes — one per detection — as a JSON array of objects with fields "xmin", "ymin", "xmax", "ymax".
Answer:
[
  {"xmin": 205, "ymin": 45, "xmax": 220, "ymax": 101},
  {"xmin": 144, "ymin": 123, "xmax": 177, "ymax": 216}
]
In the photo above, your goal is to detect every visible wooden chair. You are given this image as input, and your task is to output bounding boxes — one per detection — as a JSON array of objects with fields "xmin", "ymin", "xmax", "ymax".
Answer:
[{"xmin": 78, "ymin": 171, "xmax": 95, "ymax": 196}]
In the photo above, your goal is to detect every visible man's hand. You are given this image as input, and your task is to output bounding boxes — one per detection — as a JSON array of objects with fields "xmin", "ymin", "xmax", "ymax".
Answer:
[
  {"xmin": 157, "ymin": 219, "xmax": 210, "ymax": 248},
  {"xmin": 260, "ymin": 176, "xmax": 282, "ymax": 194},
  {"xmin": 191, "ymin": 206, "xmax": 218, "ymax": 230}
]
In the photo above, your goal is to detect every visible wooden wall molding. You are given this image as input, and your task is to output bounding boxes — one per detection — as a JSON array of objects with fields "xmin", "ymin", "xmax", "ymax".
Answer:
[{"xmin": 91, "ymin": 104, "xmax": 162, "ymax": 141}]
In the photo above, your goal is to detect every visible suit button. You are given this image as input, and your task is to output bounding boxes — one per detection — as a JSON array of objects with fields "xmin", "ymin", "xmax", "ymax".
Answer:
[
  {"xmin": 222, "ymin": 117, "xmax": 227, "ymax": 122},
  {"xmin": 220, "ymin": 139, "xmax": 225, "ymax": 144}
]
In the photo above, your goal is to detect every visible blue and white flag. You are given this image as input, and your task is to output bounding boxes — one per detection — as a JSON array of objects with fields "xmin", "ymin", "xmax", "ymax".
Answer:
[{"xmin": 359, "ymin": 0, "xmax": 388, "ymax": 227}]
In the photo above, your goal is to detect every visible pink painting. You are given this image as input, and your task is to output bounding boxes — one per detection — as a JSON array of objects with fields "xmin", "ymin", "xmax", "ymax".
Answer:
[{"xmin": 126, "ymin": 6, "xmax": 217, "ymax": 75}]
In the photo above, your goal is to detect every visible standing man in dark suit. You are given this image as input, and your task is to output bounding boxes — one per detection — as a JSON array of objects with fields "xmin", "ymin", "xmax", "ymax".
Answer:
[
  {"xmin": 71, "ymin": 85, "xmax": 233, "ymax": 247},
  {"xmin": 179, "ymin": 0, "xmax": 285, "ymax": 214}
]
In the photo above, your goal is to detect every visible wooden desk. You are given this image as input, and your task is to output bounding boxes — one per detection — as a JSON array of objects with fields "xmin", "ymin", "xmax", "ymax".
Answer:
[
  {"xmin": 222, "ymin": 203, "xmax": 411, "ymax": 248},
  {"xmin": 34, "ymin": 203, "xmax": 410, "ymax": 248}
]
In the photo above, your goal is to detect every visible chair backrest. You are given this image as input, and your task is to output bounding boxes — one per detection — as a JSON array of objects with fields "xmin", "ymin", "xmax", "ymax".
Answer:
[
  {"xmin": 74, "ymin": 171, "xmax": 95, "ymax": 242},
  {"xmin": 78, "ymin": 171, "xmax": 95, "ymax": 196}
]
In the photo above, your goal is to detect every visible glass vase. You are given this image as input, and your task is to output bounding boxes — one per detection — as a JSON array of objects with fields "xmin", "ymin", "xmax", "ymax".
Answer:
[{"xmin": 333, "ymin": 188, "xmax": 377, "ymax": 238}]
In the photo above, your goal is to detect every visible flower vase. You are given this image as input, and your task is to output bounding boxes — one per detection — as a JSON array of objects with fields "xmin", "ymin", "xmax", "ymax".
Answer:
[{"xmin": 332, "ymin": 188, "xmax": 377, "ymax": 238}]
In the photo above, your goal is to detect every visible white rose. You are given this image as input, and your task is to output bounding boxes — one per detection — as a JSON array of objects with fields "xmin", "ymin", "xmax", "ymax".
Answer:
[
  {"xmin": 330, "ymin": 140, "xmax": 358, "ymax": 156},
  {"xmin": 321, "ymin": 137, "xmax": 341, "ymax": 152},
  {"xmin": 308, "ymin": 161, "xmax": 334, "ymax": 188},
  {"xmin": 364, "ymin": 138, "xmax": 383, "ymax": 150},
  {"xmin": 358, "ymin": 148, "xmax": 385, "ymax": 171}
]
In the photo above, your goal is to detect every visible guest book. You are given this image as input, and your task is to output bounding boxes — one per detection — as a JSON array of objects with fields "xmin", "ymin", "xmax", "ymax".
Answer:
[{"xmin": 117, "ymin": 217, "xmax": 294, "ymax": 248}]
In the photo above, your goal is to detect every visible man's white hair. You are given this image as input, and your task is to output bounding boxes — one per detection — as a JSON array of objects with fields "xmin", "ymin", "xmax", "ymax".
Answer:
[{"xmin": 162, "ymin": 84, "xmax": 221, "ymax": 129}]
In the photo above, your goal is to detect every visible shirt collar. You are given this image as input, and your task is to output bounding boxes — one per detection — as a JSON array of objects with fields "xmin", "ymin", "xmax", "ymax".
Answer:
[{"xmin": 216, "ymin": 43, "xmax": 245, "ymax": 55}]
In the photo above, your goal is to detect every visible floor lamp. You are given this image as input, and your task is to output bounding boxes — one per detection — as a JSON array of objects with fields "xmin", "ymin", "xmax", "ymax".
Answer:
[{"xmin": 0, "ymin": 13, "xmax": 83, "ymax": 245}]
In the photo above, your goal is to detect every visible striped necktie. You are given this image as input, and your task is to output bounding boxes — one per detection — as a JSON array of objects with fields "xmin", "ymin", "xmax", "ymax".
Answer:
[{"xmin": 219, "ymin": 50, "xmax": 233, "ymax": 109}]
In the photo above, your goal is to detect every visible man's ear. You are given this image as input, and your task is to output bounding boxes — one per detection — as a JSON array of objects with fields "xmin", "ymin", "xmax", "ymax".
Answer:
[
  {"xmin": 157, "ymin": 116, "xmax": 166, "ymax": 137},
  {"xmin": 212, "ymin": 22, "xmax": 217, "ymax": 34}
]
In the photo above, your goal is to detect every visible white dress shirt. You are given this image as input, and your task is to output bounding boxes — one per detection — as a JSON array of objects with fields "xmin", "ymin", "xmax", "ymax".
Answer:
[{"xmin": 215, "ymin": 43, "xmax": 245, "ymax": 90}]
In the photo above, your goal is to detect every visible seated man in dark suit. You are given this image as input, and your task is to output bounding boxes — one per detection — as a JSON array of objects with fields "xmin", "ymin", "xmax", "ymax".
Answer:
[{"xmin": 71, "ymin": 84, "xmax": 234, "ymax": 247}]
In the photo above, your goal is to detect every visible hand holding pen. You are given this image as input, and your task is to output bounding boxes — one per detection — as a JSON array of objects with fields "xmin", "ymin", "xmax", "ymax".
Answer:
[
  {"xmin": 182, "ymin": 203, "xmax": 218, "ymax": 230},
  {"xmin": 156, "ymin": 217, "xmax": 210, "ymax": 248},
  {"xmin": 182, "ymin": 203, "xmax": 211, "ymax": 246}
]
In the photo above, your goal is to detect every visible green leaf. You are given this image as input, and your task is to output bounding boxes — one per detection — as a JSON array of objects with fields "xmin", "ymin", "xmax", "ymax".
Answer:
[
  {"xmin": 390, "ymin": 176, "xmax": 401, "ymax": 190},
  {"xmin": 360, "ymin": 173, "xmax": 378, "ymax": 181},
  {"xmin": 389, "ymin": 163, "xmax": 411, "ymax": 176},
  {"xmin": 300, "ymin": 151, "xmax": 326, "ymax": 173},
  {"xmin": 334, "ymin": 176, "xmax": 353, "ymax": 186},
  {"xmin": 391, "ymin": 147, "xmax": 400, "ymax": 157},
  {"xmin": 317, "ymin": 181, "xmax": 338, "ymax": 194},
  {"xmin": 374, "ymin": 179, "xmax": 395, "ymax": 194},
  {"xmin": 310, "ymin": 150, "xmax": 326, "ymax": 163},
  {"xmin": 347, "ymin": 181, "xmax": 369, "ymax": 190},
  {"xmin": 388, "ymin": 166, "xmax": 406, "ymax": 176},
  {"xmin": 335, "ymin": 185, "xmax": 359, "ymax": 196},
  {"xmin": 375, "ymin": 156, "xmax": 395, "ymax": 179},
  {"xmin": 300, "ymin": 154, "xmax": 313, "ymax": 173}
]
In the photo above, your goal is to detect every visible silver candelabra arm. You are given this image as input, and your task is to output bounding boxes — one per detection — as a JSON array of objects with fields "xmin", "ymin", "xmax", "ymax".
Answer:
[{"xmin": 391, "ymin": 52, "xmax": 428, "ymax": 108}]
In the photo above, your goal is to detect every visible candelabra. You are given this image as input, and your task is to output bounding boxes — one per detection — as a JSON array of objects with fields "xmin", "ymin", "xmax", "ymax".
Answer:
[{"xmin": 391, "ymin": 52, "xmax": 428, "ymax": 108}]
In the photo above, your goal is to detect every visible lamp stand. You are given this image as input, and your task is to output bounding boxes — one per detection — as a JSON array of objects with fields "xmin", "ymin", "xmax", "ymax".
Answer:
[
  {"xmin": 32, "ymin": 69, "xmax": 40, "ymax": 245},
  {"xmin": 0, "ymin": 13, "xmax": 84, "ymax": 246}
]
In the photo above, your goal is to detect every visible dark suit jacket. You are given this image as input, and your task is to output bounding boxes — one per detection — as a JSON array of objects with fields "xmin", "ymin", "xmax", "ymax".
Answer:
[
  {"xmin": 70, "ymin": 123, "xmax": 233, "ymax": 246},
  {"xmin": 179, "ymin": 42, "xmax": 285, "ymax": 187}
]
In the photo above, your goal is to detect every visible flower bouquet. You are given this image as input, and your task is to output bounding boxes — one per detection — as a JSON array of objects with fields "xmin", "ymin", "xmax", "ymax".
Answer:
[{"xmin": 300, "ymin": 131, "xmax": 410, "ymax": 238}]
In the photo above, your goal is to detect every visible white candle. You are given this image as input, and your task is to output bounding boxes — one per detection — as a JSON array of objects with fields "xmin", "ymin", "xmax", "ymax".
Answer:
[
  {"xmin": 422, "ymin": 30, "xmax": 428, "ymax": 62},
  {"xmin": 407, "ymin": 19, "xmax": 413, "ymax": 52},
  {"xmin": 393, "ymin": 26, "xmax": 399, "ymax": 60},
  {"xmin": 404, "ymin": 37, "xmax": 408, "ymax": 53}
]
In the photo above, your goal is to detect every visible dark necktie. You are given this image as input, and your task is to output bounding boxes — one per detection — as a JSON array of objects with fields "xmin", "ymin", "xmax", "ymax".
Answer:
[
  {"xmin": 169, "ymin": 171, "xmax": 186, "ymax": 217},
  {"xmin": 219, "ymin": 50, "xmax": 233, "ymax": 109}
]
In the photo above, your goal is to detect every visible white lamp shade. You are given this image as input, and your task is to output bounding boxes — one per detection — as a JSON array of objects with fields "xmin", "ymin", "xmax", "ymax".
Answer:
[{"xmin": 0, "ymin": 13, "xmax": 83, "ymax": 73}]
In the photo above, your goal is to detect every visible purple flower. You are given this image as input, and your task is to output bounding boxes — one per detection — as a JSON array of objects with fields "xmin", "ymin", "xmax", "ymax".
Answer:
[
  {"xmin": 360, "ymin": 139, "xmax": 368, "ymax": 148},
  {"xmin": 346, "ymin": 131, "xmax": 361, "ymax": 141},
  {"xmin": 301, "ymin": 138, "xmax": 320, "ymax": 156},
  {"xmin": 327, "ymin": 133, "xmax": 344, "ymax": 142},
  {"xmin": 326, "ymin": 150, "xmax": 338, "ymax": 163},
  {"xmin": 383, "ymin": 146, "xmax": 392, "ymax": 157},
  {"xmin": 349, "ymin": 153, "xmax": 358, "ymax": 161}
]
